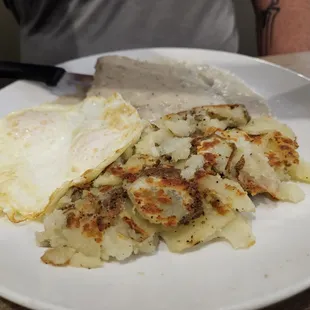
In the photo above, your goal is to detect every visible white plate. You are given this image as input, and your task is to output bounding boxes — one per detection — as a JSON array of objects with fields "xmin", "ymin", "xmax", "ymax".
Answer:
[{"xmin": 1, "ymin": 48, "xmax": 310, "ymax": 310}]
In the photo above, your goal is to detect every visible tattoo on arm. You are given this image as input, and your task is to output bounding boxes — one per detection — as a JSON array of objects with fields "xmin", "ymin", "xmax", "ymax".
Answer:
[{"xmin": 252, "ymin": 0, "xmax": 281, "ymax": 56}]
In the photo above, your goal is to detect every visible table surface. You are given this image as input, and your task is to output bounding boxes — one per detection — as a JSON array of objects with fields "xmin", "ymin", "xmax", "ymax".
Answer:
[
  {"xmin": 262, "ymin": 51, "xmax": 310, "ymax": 79},
  {"xmin": 1, "ymin": 51, "xmax": 310, "ymax": 310}
]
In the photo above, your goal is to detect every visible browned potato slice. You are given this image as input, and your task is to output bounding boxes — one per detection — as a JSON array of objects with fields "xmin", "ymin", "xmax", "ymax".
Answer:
[
  {"xmin": 159, "ymin": 104, "xmax": 250, "ymax": 138},
  {"xmin": 216, "ymin": 213, "xmax": 255, "ymax": 249},
  {"xmin": 127, "ymin": 174, "xmax": 203, "ymax": 227},
  {"xmin": 160, "ymin": 207, "xmax": 236, "ymax": 252},
  {"xmin": 41, "ymin": 247, "xmax": 76, "ymax": 267},
  {"xmin": 197, "ymin": 174, "xmax": 255, "ymax": 213},
  {"xmin": 241, "ymin": 116, "xmax": 295, "ymax": 139}
]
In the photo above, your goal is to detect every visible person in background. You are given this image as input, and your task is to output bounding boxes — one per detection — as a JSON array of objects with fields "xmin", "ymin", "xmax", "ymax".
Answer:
[{"xmin": 3, "ymin": 0, "xmax": 310, "ymax": 65}]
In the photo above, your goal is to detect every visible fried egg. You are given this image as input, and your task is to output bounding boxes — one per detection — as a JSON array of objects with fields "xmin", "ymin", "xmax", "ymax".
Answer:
[{"xmin": 0, "ymin": 93, "xmax": 144, "ymax": 222}]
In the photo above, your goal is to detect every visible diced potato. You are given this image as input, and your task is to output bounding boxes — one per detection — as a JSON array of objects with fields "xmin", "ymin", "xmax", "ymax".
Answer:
[
  {"xmin": 197, "ymin": 136, "xmax": 233, "ymax": 173},
  {"xmin": 100, "ymin": 201, "xmax": 159, "ymax": 261},
  {"xmin": 36, "ymin": 210, "xmax": 68, "ymax": 248},
  {"xmin": 135, "ymin": 128, "xmax": 174, "ymax": 158},
  {"xmin": 159, "ymin": 137, "xmax": 192, "ymax": 161},
  {"xmin": 62, "ymin": 229, "xmax": 101, "ymax": 257},
  {"xmin": 135, "ymin": 134, "xmax": 160, "ymax": 157},
  {"xmin": 163, "ymin": 119, "xmax": 195, "ymax": 137},
  {"xmin": 101, "ymin": 221, "xmax": 139, "ymax": 261},
  {"xmin": 181, "ymin": 155, "xmax": 205, "ymax": 180},
  {"xmin": 101, "ymin": 216, "xmax": 158, "ymax": 261},
  {"xmin": 41, "ymin": 247, "xmax": 76, "ymax": 266}
]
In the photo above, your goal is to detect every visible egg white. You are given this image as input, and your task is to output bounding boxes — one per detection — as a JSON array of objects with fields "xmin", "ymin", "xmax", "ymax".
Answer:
[{"xmin": 0, "ymin": 93, "xmax": 144, "ymax": 222}]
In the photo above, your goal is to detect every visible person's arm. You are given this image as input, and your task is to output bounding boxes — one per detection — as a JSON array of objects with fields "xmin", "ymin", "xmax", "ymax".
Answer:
[{"xmin": 251, "ymin": 0, "xmax": 310, "ymax": 56}]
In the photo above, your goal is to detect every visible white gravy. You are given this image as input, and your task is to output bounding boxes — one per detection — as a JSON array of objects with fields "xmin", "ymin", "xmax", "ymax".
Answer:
[{"xmin": 88, "ymin": 56, "xmax": 269, "ymax": 121}]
